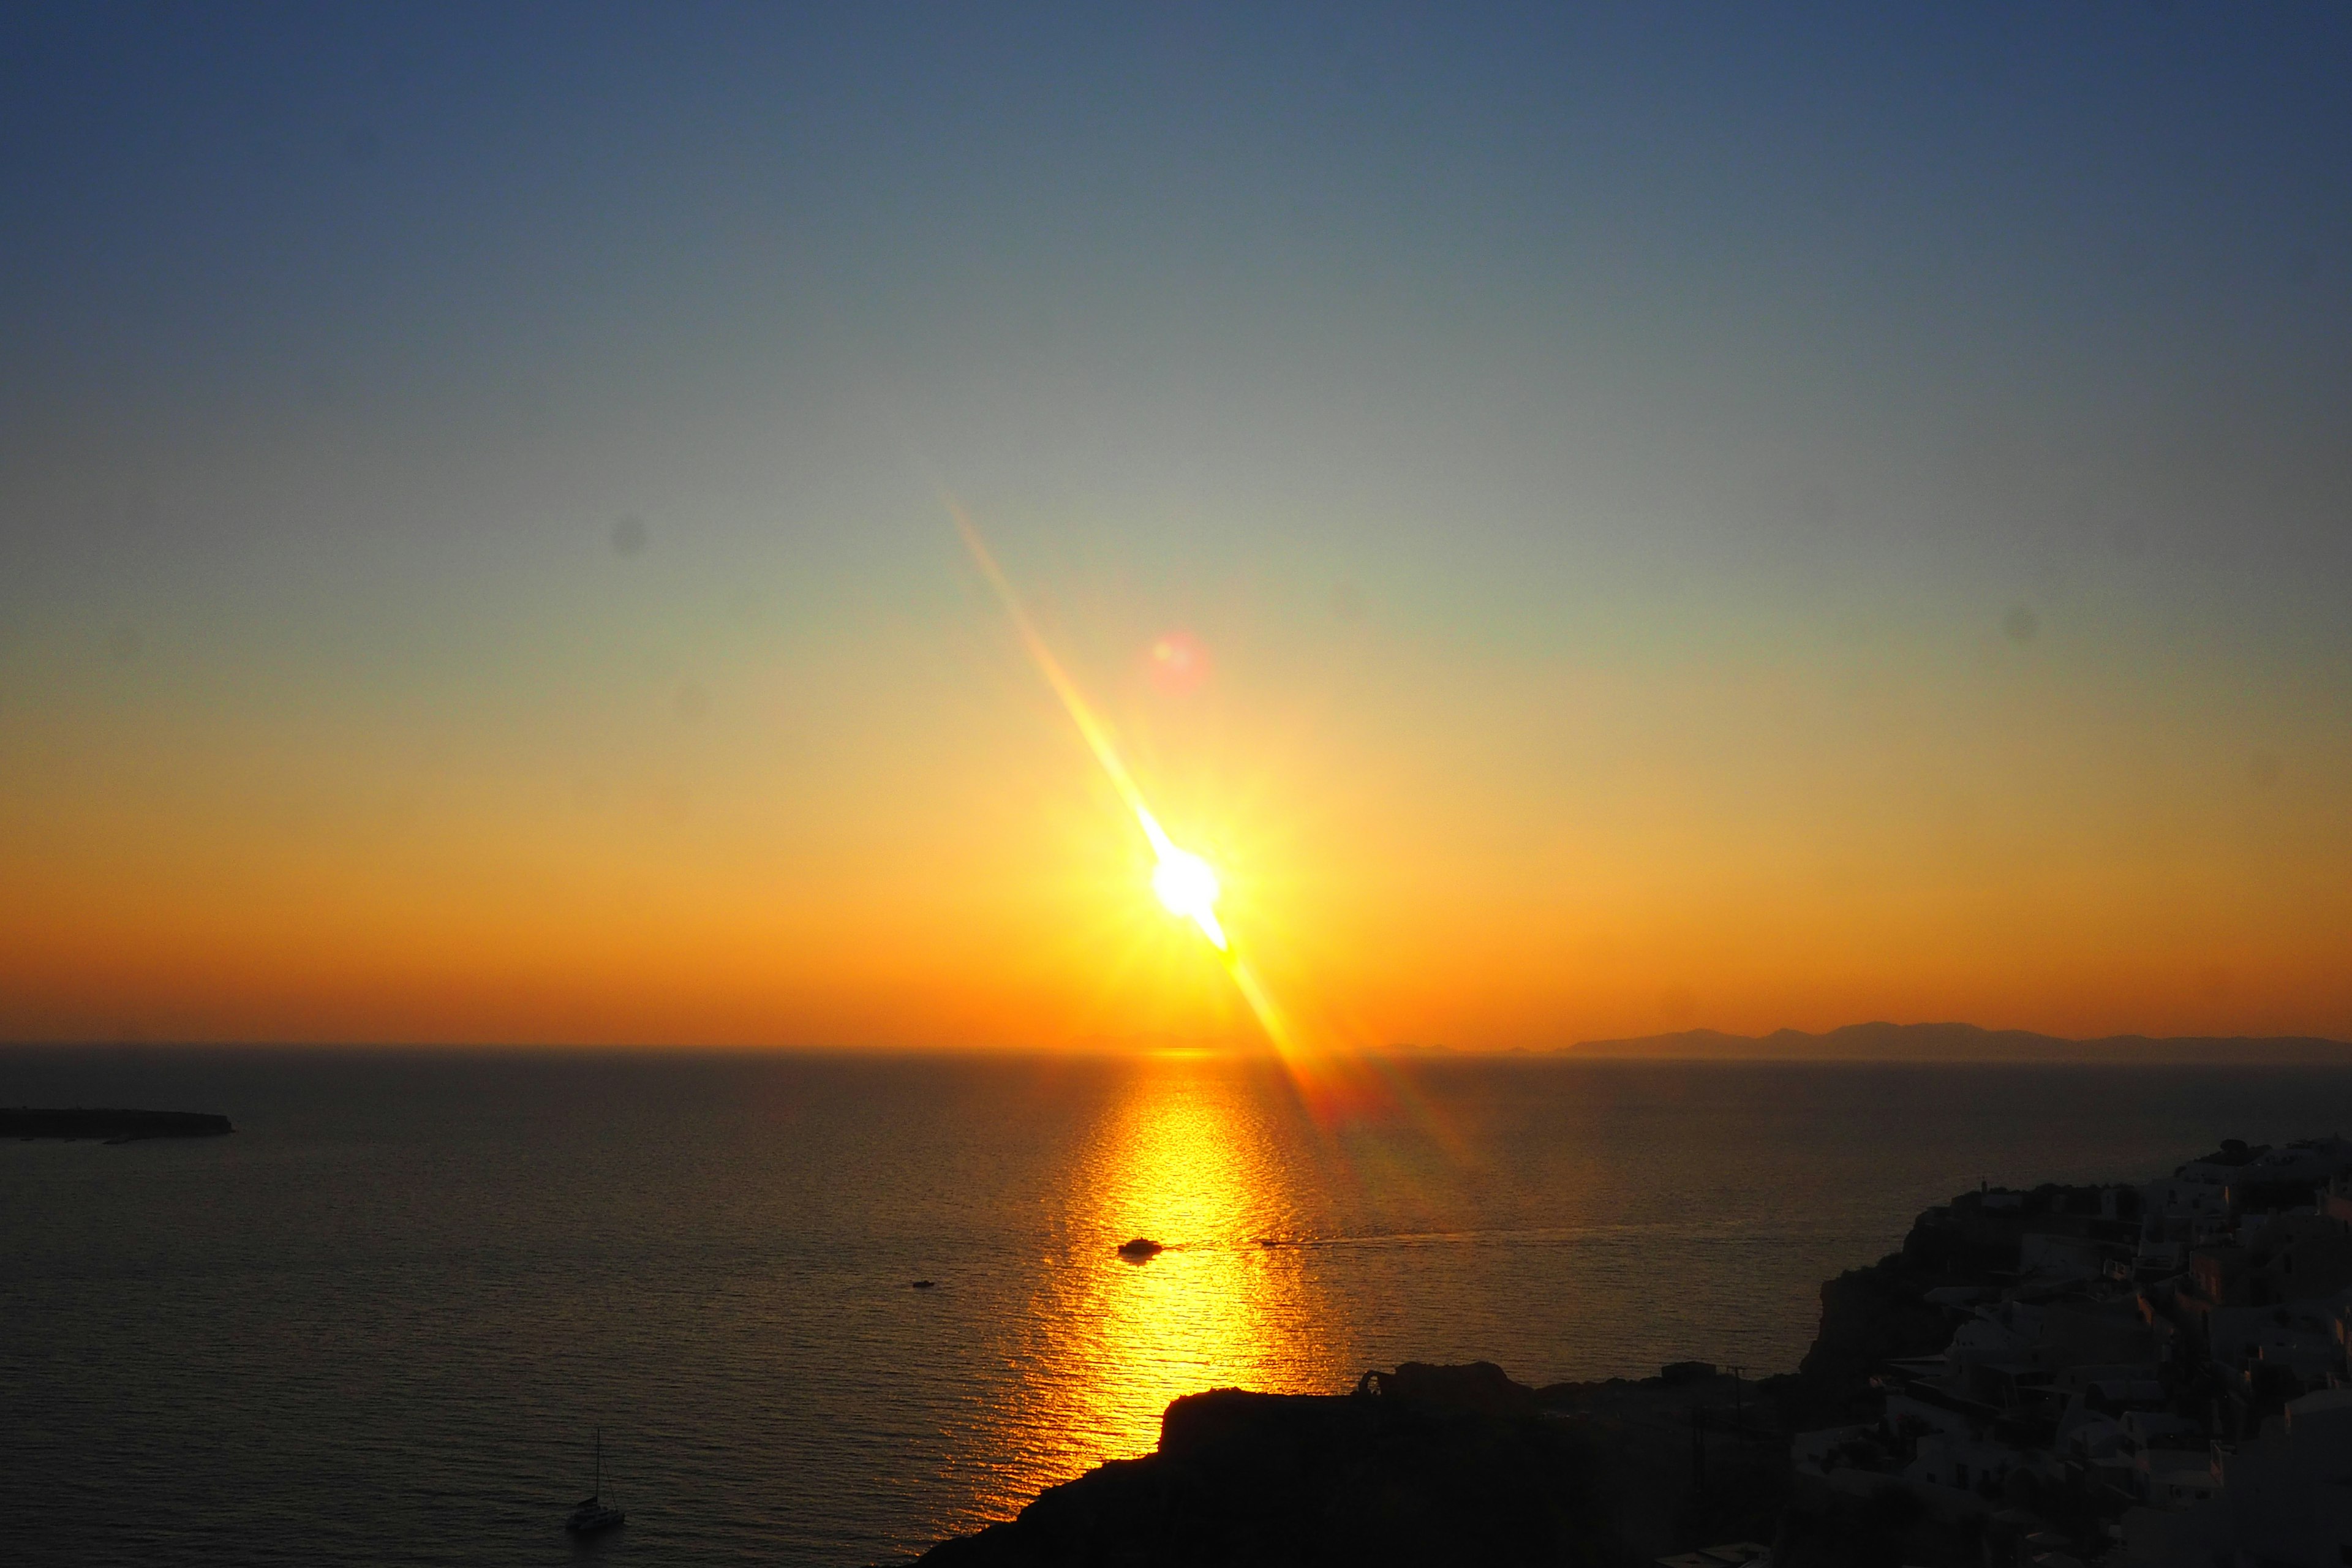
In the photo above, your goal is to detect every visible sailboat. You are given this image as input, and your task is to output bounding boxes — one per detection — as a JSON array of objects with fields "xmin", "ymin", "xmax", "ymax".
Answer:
[{"xmin": 565, "ymin": 1427, "xmax": 626, "ymax": 1535}]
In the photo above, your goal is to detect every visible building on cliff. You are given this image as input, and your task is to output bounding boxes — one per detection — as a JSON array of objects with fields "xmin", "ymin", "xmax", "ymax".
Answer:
[{"xmin": 1789, "ymin": 1137, "xmax": 2352, "ymax": 1568}]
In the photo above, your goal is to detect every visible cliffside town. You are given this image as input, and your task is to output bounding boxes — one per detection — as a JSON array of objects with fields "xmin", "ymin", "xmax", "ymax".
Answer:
[{"xmin": 1785, "ymin": 1136, "xmax": 2352, "ymax": 1568}]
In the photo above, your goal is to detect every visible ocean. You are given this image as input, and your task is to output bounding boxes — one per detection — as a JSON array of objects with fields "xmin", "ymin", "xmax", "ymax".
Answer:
[{"xmin": 6, "ymin": 1049, "xmax": 2350, "ymax": 1564}]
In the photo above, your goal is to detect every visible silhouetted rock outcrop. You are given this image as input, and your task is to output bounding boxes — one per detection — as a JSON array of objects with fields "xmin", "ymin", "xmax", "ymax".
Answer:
[
  {"xmin": 1355, "ymin": 1359, "xmax": 1536, "ymax": 1415},
  {"xmin": 911, "ymin": 1180, "xmax": 2146, "ymax": 1566},
  {"xmin": 917, "ymin": 1363, "xmax": 1611, "ymax": 1567},
  {"xmin": 2, "ymin": 1107, "xmax": 232, "ymax": 1142}
]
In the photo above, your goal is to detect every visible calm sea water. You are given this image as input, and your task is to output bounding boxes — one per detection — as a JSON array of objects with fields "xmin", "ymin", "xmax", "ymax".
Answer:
[{"xmin": 7, "ymin": 1049, "xmax": 2352, "ymax": 1565}]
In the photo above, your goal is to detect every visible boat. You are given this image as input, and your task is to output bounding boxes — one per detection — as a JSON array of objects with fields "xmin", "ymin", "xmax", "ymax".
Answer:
[{"xmin": 565, "ymin": 1427, "xmax": 626, "ymax": 1536}]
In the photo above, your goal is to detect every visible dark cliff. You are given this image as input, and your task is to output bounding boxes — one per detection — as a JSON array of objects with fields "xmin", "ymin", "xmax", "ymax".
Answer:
[
  {"xmin": 910, "ymin": 1182, "xmax": 2124, "ymax": 1566},
  {"xmin": 918, "ymin": 1363, "xmax": 1615, "ymax": 1568},
  {"xmin": 2, "ymin": 1107, "xmax": 234, "ymax": 1141}
]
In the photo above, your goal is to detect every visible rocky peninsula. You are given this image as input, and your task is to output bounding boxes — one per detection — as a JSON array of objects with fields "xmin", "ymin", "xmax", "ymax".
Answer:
[
  {"xmin": 2, "ymin": 1107, "xmax": 235, "ymax": 1142},
  {"xmin": 913, "ymin": 1137, "xmax": 2352, "ymax": 1567}
]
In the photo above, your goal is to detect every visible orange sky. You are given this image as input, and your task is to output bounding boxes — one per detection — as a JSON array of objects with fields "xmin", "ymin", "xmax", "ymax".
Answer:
[
  {"xmin": 4, "ymin": 538, "xmax": 2346, "ymax": 1047},
  {"xmin": 7, "ymin": 9, "xmax": 2350, "ymax": 1048}
]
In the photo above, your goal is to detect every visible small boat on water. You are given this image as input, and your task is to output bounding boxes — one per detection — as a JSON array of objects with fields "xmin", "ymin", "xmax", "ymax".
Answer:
[{"xmin": 566, "ymin": 1427, "xmax": 625, "ymax": 1536}]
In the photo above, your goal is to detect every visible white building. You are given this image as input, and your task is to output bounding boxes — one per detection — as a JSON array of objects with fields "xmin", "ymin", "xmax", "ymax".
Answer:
[{"xmin": 2216, "ymin": 1387, "xmax": 2352, "ymax": 1567}]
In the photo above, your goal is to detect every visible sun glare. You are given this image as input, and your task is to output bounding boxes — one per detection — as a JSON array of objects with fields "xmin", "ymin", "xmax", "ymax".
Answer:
[
  {"xmin": 948, "ymin": 498, "xmax": 1244, "ymax": 963},
  {"xmin": 1151, "ymin": 846, "xmax": 1227, "ymax": 951}
]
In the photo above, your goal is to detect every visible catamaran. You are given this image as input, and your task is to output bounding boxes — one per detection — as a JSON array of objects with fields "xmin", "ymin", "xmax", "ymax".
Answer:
[{"xmin": 565, "ymin": 1427, "xmax": 626, "ymax": 1536}]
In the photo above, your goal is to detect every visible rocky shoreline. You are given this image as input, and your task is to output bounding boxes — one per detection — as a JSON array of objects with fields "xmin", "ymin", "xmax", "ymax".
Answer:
[
  {"xmin": 900, "ymin": 1206, "xmax": 1958, "ymax": 1568},
  {"xmin": 910, "ymin": 1358, "xmax": 1793, "ymax": 1568},
  {"xmin": 907, "ymin": 1149, "xmax": 2321, "ymax": 1567}
]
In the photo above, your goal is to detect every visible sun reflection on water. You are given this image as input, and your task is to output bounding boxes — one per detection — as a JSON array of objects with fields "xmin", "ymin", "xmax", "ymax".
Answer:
[{"xmin": 967, "ymin": 1058, "xmax": 1329, "ymax": 1517}]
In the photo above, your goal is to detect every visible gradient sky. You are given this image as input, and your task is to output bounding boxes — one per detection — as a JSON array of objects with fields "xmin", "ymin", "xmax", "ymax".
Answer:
[{"xmin": 4, "ymin": 3, "xmax": 2349, "ymax": 1048}]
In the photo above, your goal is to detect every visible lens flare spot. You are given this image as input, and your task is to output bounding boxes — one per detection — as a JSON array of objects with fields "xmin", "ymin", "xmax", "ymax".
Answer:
[{"xmin": 1145, "ymin": 631, "xmax": 1208, "ymax": 696}]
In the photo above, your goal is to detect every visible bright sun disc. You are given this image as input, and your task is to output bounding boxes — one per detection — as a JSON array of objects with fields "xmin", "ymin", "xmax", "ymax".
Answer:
[{"xmin": 1151, "ymin": 848, "xmax": 1226, "ymax": 948}]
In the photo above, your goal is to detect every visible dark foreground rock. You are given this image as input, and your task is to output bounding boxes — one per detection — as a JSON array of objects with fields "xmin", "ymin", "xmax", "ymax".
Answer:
[
  {"xmin": 910, "ymin": 1174, "xmax": 2174, "ymax": 1568},
  {"xmin": 918, "ymin": 1362, "xmax": 1616, "ymax": 1568},
  {"xmin": 2, "ymin": 1107, "xmax": 234, "ymax": 1142}
]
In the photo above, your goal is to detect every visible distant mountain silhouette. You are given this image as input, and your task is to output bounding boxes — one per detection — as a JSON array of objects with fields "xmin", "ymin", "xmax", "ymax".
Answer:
[{"xmin": 1562, "ymin": 1020, "xmax": 2352, "ymax": 1063}]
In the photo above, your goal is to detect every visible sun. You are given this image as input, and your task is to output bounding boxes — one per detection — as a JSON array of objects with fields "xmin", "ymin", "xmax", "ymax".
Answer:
[{"xmin": 1150, "ymin": 846, "xmax": 1227, "ymax": 951}]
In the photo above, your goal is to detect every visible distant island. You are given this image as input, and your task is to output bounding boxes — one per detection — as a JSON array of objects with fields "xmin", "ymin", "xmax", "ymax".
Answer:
[
  {"xmin": 1559, "ymin": 1020, "xmax": 2352, "ymax": 1063},
  {"xmin": 2, "ymin": 1108, "xmax": 234, "ymax": 1142}
]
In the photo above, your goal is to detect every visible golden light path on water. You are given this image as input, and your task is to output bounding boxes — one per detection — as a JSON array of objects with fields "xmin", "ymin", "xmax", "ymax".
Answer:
[
  {"xmin": 964, "ymin": 1061, "xmax": 1331, "ymax": 1518},
  {"xmin": 938, "ymin": 497, "xmax": 1474, "ymax": 1515}
]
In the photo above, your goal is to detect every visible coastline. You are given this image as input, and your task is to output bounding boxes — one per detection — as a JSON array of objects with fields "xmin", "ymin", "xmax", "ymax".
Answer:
[{"xmin": 908, "ymin": 1136, "xmax": 2352, "ymax": 1567}]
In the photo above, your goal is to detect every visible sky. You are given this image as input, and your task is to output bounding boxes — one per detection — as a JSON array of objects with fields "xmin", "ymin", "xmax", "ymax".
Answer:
[{"xmin": 3, "ymin": 2, "xmax": 2348, "ymax": 1049}]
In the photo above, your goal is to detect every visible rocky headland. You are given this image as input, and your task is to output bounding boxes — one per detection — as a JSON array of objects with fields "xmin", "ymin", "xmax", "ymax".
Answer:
[
  {"xmin": 2, "ymin": 1107, "xmax": 235, "ymax": 1142},
  {"xmin": 910, "ymin": 1149, "xmax": 2318, "ymax": 1567}
]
